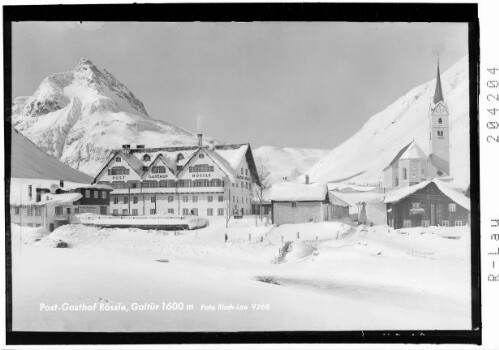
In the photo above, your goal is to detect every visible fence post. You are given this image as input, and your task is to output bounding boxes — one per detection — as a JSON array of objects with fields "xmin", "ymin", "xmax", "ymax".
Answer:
[
  {"xmin": 297, "ymin": 232, "xmax": 299, "ymax": 239},
  {"xmin": 249, "ymin": 233, "xmax": 251, "ymax": 242}
]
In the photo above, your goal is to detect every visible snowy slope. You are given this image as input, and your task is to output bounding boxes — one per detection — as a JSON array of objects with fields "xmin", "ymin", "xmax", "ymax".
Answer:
[
  {"xmin": 308, "ymin": 56, "xmax": 470, "ymax": 187},
  {"xmin": 253, "ymin": 146, "xmax": 329, "ymax": 185},
  {"xmin": 12, "ymin": 58, "xmax": 200, "ymax": 176},
  {"xmin": 10, "ymin": 128, "xmax": 92, "ymax": 183}
]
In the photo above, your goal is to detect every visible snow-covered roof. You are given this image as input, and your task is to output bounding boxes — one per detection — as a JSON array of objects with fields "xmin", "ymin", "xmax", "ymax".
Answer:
[
  {"xmin": 383, "ymin": 140, "xmax": 414, "ymax": 171},
  {"xmin": 270, "ymin": 182, "xmax": 328, "ymax": 202},
  {"xmin": 399, "ymin": 141, "xmax": 427, "ymax": 160},
  {"xmin": 37, "ymin": 193, "xmax": 83, "ymax": 206},
  {"xmin": 328, "ymin": 192, "xmax": 351, "ymax": 207},
  {"xmin": 99, "ymin": 143, "xmax": 260, "ymax": 185},
  {"xmin": 331, "ymin": 191, "xmax": 385, "ymax": 206},
  {"xmin": 327, "ymin": 183, "xmax": 377, "ymax": 192},
  {"xmin": 384, "ymin": 179, "xmax": 470, "ymax": 210}
]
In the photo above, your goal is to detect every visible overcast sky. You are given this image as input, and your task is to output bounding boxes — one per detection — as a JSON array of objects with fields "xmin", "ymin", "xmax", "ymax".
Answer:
[{"xmin": 12, "ymin": 22, "xmax": 468, "ymax": 149}]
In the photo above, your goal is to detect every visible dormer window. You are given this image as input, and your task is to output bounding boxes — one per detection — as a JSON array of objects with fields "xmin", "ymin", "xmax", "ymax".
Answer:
[
  {"xmin": 115, "ymin": 156, "xmax": 121, "ymax": 162},
  {"xmin": 142, "ymin": 154, "xmax": 150, "ymax": 162},
  {"xmin": 176, "ymin": 153, "xmax": 184, "ymax": 162}
]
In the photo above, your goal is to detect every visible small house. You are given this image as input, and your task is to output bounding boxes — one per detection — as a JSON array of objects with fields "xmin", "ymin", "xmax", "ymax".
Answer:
[
  {"xmin": 270, "ymin": 182, "xmax": 329, "ymax": 226},
  {"xmin": 10, "ymin": 181, "xmax": 113, "ymax": 231},
  {"xmin": 384, "ymin": 179, "xmax": 470, "ymax": 229},
  {"xmin": 327, "ymin": 192, "xmax": 350, "ymax": 219}
]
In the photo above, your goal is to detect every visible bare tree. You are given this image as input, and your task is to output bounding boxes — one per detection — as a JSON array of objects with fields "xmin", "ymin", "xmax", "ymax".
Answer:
[{"xmin": 253, "ymin": 159, "xmax": 271, "ymax": 221}]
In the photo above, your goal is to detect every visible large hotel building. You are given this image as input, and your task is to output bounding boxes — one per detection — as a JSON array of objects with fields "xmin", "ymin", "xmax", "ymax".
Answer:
[{"xmin": 93, "ymin": 135, "xmax": 260, "ymax": 217}]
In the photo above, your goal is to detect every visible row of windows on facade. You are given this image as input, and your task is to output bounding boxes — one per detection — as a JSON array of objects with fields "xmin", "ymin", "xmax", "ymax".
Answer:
[
  {"xmin": 106, "ymin": 179, "xmax": 229, "ymax": 189},
  {"xmin": 110, "ymin": 163, "xmax": 251, "ymax": 177},
  {"xmin": 14, "ymin": 206, "xmax": 42, "ymax": 216},
  {"xmin": 113, "ymin": 194, "xmax": 224, "ymax": 204},
  {"xmin": 411, "ymin": 202, "xmax": 457, "ymax": 211},
  {"xmin": 113, "ymin": 208, "xmax": 226, "ymax": 216},
  {"xmin": 112, "ymin": 195, "xmax": 251, "ymax": 205},
  {"xmin": 84, "ymin": 190, "xmax": 107, "ymax": 199},
  {"xmin": 403, "ymin": 219, "xmax": 464, "ymax": 228}
]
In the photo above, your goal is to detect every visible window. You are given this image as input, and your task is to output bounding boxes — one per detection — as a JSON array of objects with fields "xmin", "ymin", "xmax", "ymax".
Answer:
[
  {"xmin": 152, "ymin": 166, "xmax": 166, "ymax": 174},
  {"xmin": 142, "ymin": 181, "xmax": 158, "ymax": 188},
  {"xmin": 422, "ymin": 220, "xmax": 430, "ymax": 228},
  {"xmin": 115, "ymin": 156, "xmax": 121, "ymax": 162},
  {"xmin": 218, "ymin": 208, "xmax": 224, "ymax": 216},
  {"xmin": 455, "ymin": 221, "xmax": 463, "ymax": 226},
  {"xmin": 66, "ymin": 208, "xmax": 71, "ymax": 214},
  {"xmin": 193, "ymin": 179, "xmax": 209, "ymax": 187},
  {"xmin": 207, "ymin": 208, "xmax": 213, "ymax": 216},
  {"xmin": 210, "ymin": 179, "xmax": 222, "ymax": 187},
  {"xmin": 245, "ymin": 169, "xmax": 248, "ymax": 176},
  {"xmin": 122, "ymin": 209, "xmax": 128, "ymax": 216},
  {"xmin": 183, "ymin": 196, "xmax": 189, "ymax": 203},
  {"xmin": 108, "ymin": 167, "xmax": 129, "ymax": 175},
  {"xmin": 94, "ymin": 191, "xmax": 99, "ymax": 199},
  {"xmin": 151, "ymin": 196, "xmax": 156, "ymax": 203},
  {"xmin": 208, "ymin": 196, "xmax": 213, "ymax": 202},
  {"xmin": 150, "ymin": 209, "xmax": 156, "ymax": 215},
  {"xmin": 442, "ymin": 220, "xmax": 449, "ymax": 227},
  {"xmin": 438, "ymin": 117, "xmax": 443, "ymax": 125},
  {"xmin": 142, "ymin": 154, "xmax": 150, "ymax": 162},
  {"xmin": 412, "ymin": 202, "xmax": 420, "ymax": 209},
  {"xmin": 132, "ymin": 209, "xmax": 138, "ymax": 216},
  {"xmin": 35, "ymin": 207, "xmax": 42, "ymax": 216},
  {"xmin": 160, "ymin": 180, "xmax": 176, "ymax": 188},
  {"xmin": 191, "ymin": 208, "xmax": 198, "ymax": 215},
  {"xmin": 241, "ymin": 181, "xmax": 244, "ymax": 188},
  {"xmin": 178, "ymin": 180, "xmax": 191, "ymax": 188},
  {"xmin": 85, "ymin": 190, "xmax": 91, "ymax": 198},
  {"xmin": 112, "ymin": 181, "xmax": 126, "ymax": 189},
  {"xmin": 176, "ymin": 153, "xmax": 184, "ymax": 162},
  {"xmin": 113, "ymin": 209, "xmax": 118, "ymax": 216},
  {"xmin": 241, "ymin": 168, "xmax": 244, "ymax": 175},
  {"xmin": 102, "ymin": 191, "xmax": 107, "ymax": 199},
  {"xmin": 113, "ymin": 196, "xmax": 119, "ymax": 205},
  {"xmin": 168, "ymin": 196, "xmax": 174, "ymax": 203},
  {"xmin": 218, "ymin": 196, "xmax": 224, "ymax": 202},
  {"xmin": 129, "ymin": 181, "xmax": 139, "ymax": 189},
  {"xmin": 75, "ymin": 208, "xmax": 79, "ymax": 214},
  {"xmin": 402, "ymin": 168, "xmax": 407, "ymax": 180},
  {"xmin": 192, "ymin": 196, "xmax": 198, "ymax": 203},
  {"xmin": 27, "ymin": 206, "xmax": 33, "ymax": 216},
  {"xmin": 168, "ymin": 208, "xmax": 174, "ymax": 214},
  {"xmin": 199, "ymin": 153, "xmax": 204, "ymax": 159},
  {"xmin": 449, "ymin": 203, "xmax": 456, "ymax": 212},
  {"xmin": 14, "ymin": 207, "xmax": 20, "ymax": 215},
  {"xmin": 291, "ymin": 202, "xmax": 297, "ymax": 208},
  {"xmin": 133, "ymin": 196, "xmax": 138, "ymax": 204},
  {"xmin": 124, "ymin": 196, "xmax": 129, "ymax": 204},
  {"xmin": 437, "ymin": 130, "xmax": 444, "ymax": 138},
  {"xmin": 403, "ymin": 220, "xmax": 411, "ymax": 228},
  {"xmin": 192, "ymin": 164, "xmax": 212, "ymax": 173},
  {"xmin": 182, "ymin": 208, "xmax": 189, "ymax": 215}
]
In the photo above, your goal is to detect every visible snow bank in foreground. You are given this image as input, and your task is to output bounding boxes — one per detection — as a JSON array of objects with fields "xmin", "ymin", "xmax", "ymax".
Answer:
[{"xmin": 11, "ymin": 219, "xmax": 471, "ymax": 332}]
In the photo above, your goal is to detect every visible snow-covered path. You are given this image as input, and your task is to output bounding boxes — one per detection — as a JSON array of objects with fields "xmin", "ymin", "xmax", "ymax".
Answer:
[{"xmin": 11, "ymin": 218, "xmax": 472, "ymax": 331}]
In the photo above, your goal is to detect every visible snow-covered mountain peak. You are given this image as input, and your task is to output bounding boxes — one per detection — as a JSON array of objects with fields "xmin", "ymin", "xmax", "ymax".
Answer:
[{"xmin": 11, "ymin": 58, "xmax": 198, "ymax": 176}]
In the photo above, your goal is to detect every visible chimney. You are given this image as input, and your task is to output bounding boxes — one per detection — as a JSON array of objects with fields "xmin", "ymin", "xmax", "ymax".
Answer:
[
  {"xmin": 28, "ymin": 185, "xmax": 33, "ymax": 200},
  {"xmin": 60, "ymin": 180, "xmax": 64, "ymax": 188},
  {"xmin": 122, "ymin": 144, "xmax": 131, "ymax": 154},
  {"xmin": 305, "ymin": 175, "xmax": 310, "ymax": 184},
  {"xmin": 197, "ymin": 134, "xmax": 203, "ymax": 147},
  {"xmin": 208, "ymin": 140, "xmax": 215, "ymax": 151}
]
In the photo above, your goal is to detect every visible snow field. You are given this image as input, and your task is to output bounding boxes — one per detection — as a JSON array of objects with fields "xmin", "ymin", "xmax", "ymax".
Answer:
[{"xmin": 11, "ymin": 217, "xmax": 472, "ymax": 331}]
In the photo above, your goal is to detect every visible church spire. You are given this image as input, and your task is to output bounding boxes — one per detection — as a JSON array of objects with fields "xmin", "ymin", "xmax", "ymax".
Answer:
[{"xmin": 433, "ymin": 57, "xmax": 444, "ymax": 104}]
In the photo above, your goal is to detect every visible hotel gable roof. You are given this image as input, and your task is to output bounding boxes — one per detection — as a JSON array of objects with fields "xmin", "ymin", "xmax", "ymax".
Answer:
[{"xmin": 94, "ymin": 143, "xmax": 261, "ymax": 186}]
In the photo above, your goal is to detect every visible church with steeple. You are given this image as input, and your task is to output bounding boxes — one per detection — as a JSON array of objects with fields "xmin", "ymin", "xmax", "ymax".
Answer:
[{"xmin": 383, "ymin": 59, "xmax": 451, "ymax": 189}]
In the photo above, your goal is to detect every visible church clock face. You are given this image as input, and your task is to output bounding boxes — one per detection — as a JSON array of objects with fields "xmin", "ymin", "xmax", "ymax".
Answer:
[{"xmin": 432, "ymin": 103, "xmax": 448, "ymax": 115}]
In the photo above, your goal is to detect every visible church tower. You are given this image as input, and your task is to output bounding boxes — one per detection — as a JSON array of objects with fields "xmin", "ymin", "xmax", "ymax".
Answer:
[{"xmin": 428, "ymin": 59, "xmax": 450, "ymax": 176}]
